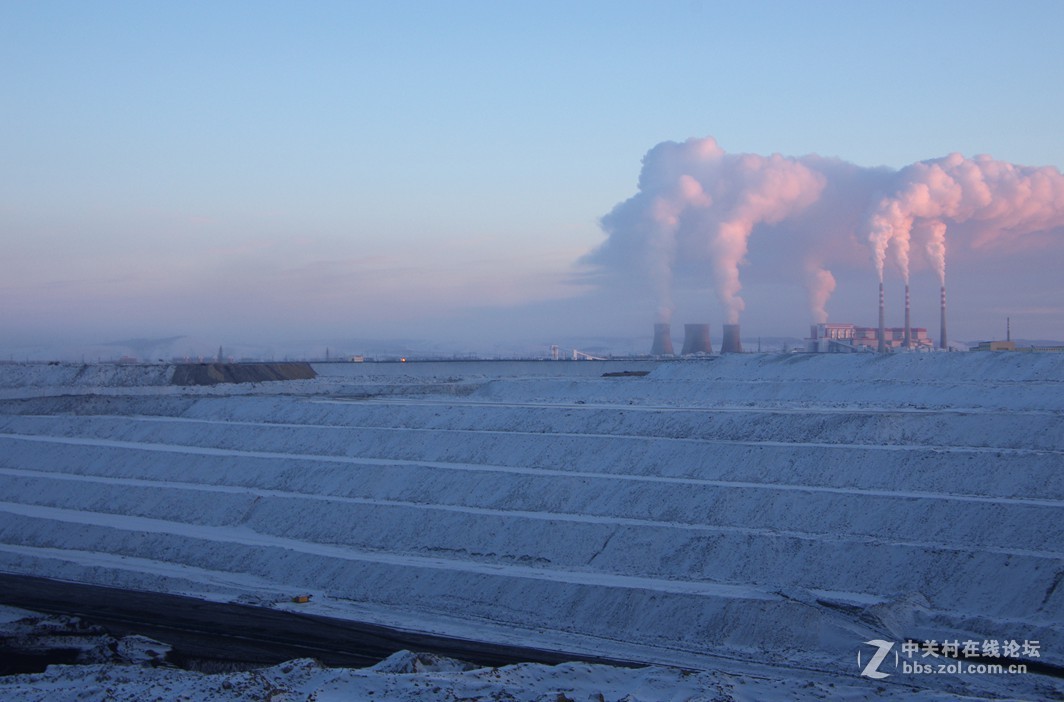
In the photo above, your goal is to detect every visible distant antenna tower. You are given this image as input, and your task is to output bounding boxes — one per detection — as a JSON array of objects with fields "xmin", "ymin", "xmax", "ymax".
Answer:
[{"xmin": 217, "ymin": 346, "xmax": 224, "ymax": 363}]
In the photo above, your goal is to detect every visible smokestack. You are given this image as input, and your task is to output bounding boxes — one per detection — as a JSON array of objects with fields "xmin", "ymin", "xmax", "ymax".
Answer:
[
  {"xmin": 939, "ymin": 286, "xmax": 948, "ymax": 350},
  {"xmin": 877, "ymin": 282, "xmax": 886, "ymax": 353},
  {"xmin": 721, "ymin": 324, "xmax": 743, "ymax": 353},
  {"xmin": 903, "ymin": 285, "xmax": 911, "ymax": 349},
  {"xmin": 681, "ymin": 323, "xmax": 712, "ymax": 355},
  {"xmin": 651, "ymin": 323, "xmax": 675, "ymax": 355},
  {"xmin": 1007, "ymin": 317, "xmax": 1011, "ymax": 342}
]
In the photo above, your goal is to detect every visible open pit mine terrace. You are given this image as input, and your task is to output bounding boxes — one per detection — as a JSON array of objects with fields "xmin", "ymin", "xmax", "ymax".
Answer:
[{"xmin": 0, "ymin": 354, "xmax": 1061, "ymax": 697}]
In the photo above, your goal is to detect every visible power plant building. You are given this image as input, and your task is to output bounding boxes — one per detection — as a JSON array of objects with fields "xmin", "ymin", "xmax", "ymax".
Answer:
[
  {"xmin": 681, "ymin": 324, "xmax": 713, "ymax": 355},
  {"xmin": 650, "ymin": 323, "xmax": 675, "ymax": 356},
  {"xmin": 720, "ymin": 324, "xmax": 743, "ymax": 353},
  {"xmin": 807, "ymin": 323, "xmax": 934, "ymax": 352}
]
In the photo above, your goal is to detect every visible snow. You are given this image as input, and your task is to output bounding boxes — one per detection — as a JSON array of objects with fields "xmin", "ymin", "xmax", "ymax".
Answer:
[
  {"xmin": 0, "ymin": 606, "xmax": 986, "ymax": 701},
  {"xmin": 0, "ymin": 649, "xmax": 969, "ymax": 702},
  {"xmin": 0, "ymin": 353, "xmax": 1062, "ymax": 699},
  {"xmin": 0, "ymin": 605, "xmax": 171, "ymax": 670}
]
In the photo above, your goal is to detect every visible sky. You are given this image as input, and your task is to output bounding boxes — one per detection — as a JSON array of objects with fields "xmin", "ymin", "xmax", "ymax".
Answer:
[{"xmin": 2, "ymin": 1, "xmax": 1063, "ymax": 359}]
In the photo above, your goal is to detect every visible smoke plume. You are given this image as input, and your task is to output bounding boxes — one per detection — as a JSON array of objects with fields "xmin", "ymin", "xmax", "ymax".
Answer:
[
  {"xmin": 865, "ymin": 153, "xmax": 1064, "ymax": 283},
  {"xmin": 586, "ymin": 138, "xmax": 1064, "ymax": 324},
  {"xmin": 805, "ymin": 263, "xmax": 837, "ymax": 325},
  {"xmin": 593, "ymin": 137, "xmax": 824, "ymax": 324},
  {"xmin": 916, "ymin": 220, "xmax": 948, "ymax": 286}
]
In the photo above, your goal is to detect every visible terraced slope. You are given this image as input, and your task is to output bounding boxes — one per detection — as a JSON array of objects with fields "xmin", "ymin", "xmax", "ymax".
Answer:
[{"xmin": 0, "ymin": 354, "xmax": 1060, "ymax": 680}]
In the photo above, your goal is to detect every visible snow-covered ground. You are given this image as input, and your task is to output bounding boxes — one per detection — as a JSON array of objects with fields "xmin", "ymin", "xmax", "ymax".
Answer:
[
  {"xmin": 0, "ymin": 354, "xmax": 1061, "ymax": 700},
  {"xmin": 0, "ymin": 603, "xmax": 996, "ymax": 702},
  {"xmin": 0, "ymin": 605, "xmax": 958, "ymax": 702}
]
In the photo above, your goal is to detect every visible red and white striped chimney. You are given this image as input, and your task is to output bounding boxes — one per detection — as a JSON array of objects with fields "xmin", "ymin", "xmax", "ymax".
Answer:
[
  {"xmin": 903, "ymin": 284, "xmax": 911, "ymax": 349},
  {"xmin": 939, "ymin": 286, "xmax": 948, "ymax": 350},
  {"xmin": 877, "ymin": 282, "xmax": 886, "ymax": 353}
]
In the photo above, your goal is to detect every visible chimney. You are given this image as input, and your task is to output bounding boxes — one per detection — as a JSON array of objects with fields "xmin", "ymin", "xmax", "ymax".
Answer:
[
  {"xmin": 1007, "ymin": 317, "xmax": 1011, "ymax": 342},
  {"xmin": 939, "ymin": 286, "xmax": 948, "ymax": 350},
  {"xmin": 651, "ymin": 323, "xmax": 675, "ymax": 355},
  {"xmin": 681, "ymin": 324, "xmax": 712, "ymax": 355},
  {"xmin": 877, "ymin": 282, "xmax": 886, "ymax": 353},
  {"xmin": 903, "ymin": 284, "xmax": 911, "ymax": 349},
  {"xmin": 721, "ymin": 324, "xmax": 743, "ymax": 353}
]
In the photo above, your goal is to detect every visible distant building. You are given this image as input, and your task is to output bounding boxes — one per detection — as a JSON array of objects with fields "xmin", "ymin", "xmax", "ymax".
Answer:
[
  {"xmin": 973, "ymin": 317, "xmax": 1026, "ymax": 351},
  {"xmin": 971, "ymin": 341, "xmax": 1064, "ymax": 353},
  {"xmin": 806, "ymin": 323, "xmax": 860, "ymax": 352},
  {"xmin": 972, "ymin": 340, "xmax": 1017, "ymax": 352},
  {"xmin": 806, "ymin": 323, "xmax": 934, "ymax": 352}
]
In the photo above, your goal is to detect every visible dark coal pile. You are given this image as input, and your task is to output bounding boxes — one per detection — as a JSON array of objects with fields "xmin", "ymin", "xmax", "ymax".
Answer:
[{"xmin": 171, "ymin": 363, "xmax": 316, "ymax": 386}]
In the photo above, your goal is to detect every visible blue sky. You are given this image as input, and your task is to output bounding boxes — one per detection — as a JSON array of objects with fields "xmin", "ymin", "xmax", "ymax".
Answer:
[{"xmin": 2, "ymin": 1, "xmax": 1062, "ymax": 357}]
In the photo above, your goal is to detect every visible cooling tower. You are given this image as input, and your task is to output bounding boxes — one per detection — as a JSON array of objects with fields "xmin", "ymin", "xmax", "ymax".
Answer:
[
  {"xmin": 877, "ymin": 282, "xmax": 886, "ymax": 353},
  {"xmin": 721, "ymin": 324, "xmax": 742, "ymax": 353},
  {"xmin": 903, "ymin": 284, "xmax": 912, "ymax": 349},
  {"xmin": 651, "ymin": 323, "xmax": 675, "ymax": 355},
  {"xmin": 681, "ymin": 323, "xmax": 712, "ymax": 355},
  {"xmin": 939, "ymin": 286, "xmax": 948, "ymax": 350}
]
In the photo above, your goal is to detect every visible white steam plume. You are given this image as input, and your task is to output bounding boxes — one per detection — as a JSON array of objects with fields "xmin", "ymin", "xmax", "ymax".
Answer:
[
  {"xmin": 805, "ymin": 262, "xmax": 837, "ymax": 324},
  {"xmin": 587, "ymin": 139, "xmax": 1064, "ymax": 325},
  {"xmin": 916, "ymin": 219, "xmax": 948, "ymax": 286},
  {"xmin": 708, "ymin": 153, "xmax": 825, "ymax": 322},
  {"xmin": 592, "ymin": 138, "xmax": 824, "ymax": 324},
  {"xmin": 863, "ymin": 153, "xmax": 1064, "ymax": 283}
]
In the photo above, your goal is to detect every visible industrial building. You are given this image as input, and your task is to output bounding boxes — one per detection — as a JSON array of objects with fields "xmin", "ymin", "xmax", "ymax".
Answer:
[
  {"xmin": 806, "ymin": 281, "xmax": 944, "ymax": 353},
  {"xmin": 650, "ymin": 323, "xmax": 675, "ymax": 355},
  {"xmin": 649, "ymin": 323, "xmax": 736, "ymax": 355},
  {"xmin": 807, "ymin": 323, "xmax": 934, "ymax": 352},
  {"xmin": 972, "ymin": 340, "xmax": 1017, "ymax": 352},
  {"xmin": 680, "ymin": 324, "xmax": 712, "ymax": 355}
]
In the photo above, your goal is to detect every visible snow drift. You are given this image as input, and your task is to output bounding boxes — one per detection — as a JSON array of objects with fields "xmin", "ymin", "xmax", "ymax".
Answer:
[{"xmin": 0, "ymin": 354, "xmax": 1060, "ymax": 698}]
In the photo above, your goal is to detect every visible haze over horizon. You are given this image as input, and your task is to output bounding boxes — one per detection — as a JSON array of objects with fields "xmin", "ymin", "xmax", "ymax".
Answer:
[{"xmin": 3, "ymin": 1, "xmax": 1063, "ymax": 359}]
